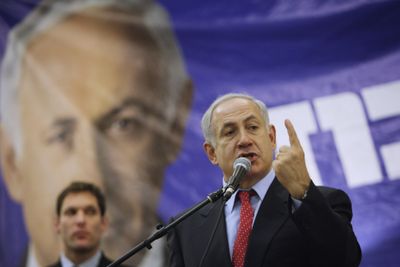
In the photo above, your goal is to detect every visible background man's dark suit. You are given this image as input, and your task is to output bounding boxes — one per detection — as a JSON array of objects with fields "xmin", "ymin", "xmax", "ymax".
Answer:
[
  {"xmin": 48, "ymin": 253, "xmax": 112, "ymax": 267},
  {"xmin": 168, "ymin": 178, "xmax": 362, "ymax": 267}
]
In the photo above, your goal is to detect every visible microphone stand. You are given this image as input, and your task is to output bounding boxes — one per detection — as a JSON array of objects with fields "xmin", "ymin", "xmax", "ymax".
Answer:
[{"xmin": 106, "ymin": 187, "xmax": 226, "ymax": 267}]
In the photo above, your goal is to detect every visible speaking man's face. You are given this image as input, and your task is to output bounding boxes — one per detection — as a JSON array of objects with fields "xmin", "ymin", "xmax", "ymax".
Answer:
[
  {"xmin": 204, "ymin": 98, "xmax": 276, "ymax": 189},
  {"xmin": 1, "ymin": 8, "xmax": 190, "ymax": 266}
]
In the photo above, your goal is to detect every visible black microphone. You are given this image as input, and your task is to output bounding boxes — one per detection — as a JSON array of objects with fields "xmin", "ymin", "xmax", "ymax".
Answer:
[{"xmin": 223, "ymin": 157, "xmax": 251, "ymax": 201}]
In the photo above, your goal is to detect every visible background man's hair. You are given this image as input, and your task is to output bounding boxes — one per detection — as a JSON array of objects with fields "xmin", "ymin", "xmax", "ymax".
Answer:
[{"xmin": 56, "ymin": 181, "xmax": 106, "ymax": 216}]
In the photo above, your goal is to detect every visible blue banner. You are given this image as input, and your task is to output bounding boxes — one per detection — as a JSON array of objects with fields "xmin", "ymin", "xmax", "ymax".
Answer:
[{"xmin": 1, "ymin": 1, "xmax": 400, "ymax": 266}]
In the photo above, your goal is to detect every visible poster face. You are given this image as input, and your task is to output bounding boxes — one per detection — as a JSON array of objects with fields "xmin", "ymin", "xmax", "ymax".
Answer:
[{"xmin": 1, "ymin": 1, "xmax": 400, "ymax": 266}]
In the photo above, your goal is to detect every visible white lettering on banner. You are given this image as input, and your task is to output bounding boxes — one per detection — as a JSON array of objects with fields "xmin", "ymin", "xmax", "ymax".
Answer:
[
  {"xmin": 361, "ymin": 80, "xmax": 400, "ymax": 120},
  {"xmin": 314, "ymin": 92, "xmax": 382, "ymax": 187},
  {"xmin": 269, "ymin": 102, "xmax": 322, "ymax": 185},
  {"xmin": 381, "ymin": 143, "xmax": 400, "ymax": 180},
  {"xmin": 268, "ymin": 81, "xmax": 400, "ymax": 189},
  {"xmin": 362, "ymin": 80, "xmax": 400, "ymax": 180}
]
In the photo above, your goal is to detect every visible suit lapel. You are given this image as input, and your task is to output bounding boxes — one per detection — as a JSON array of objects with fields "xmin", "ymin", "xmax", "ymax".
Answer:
[
  {"xmin": 17, "ymin": 247, "xmax": 29, "ymax": 267},
  {"xmin": 245, "ymin": 178, "xmax": 290, "ymax": 267},
  {"xmin": 197, "ymin": 198, "xmax": 232, "ymax": 267},
  {"xmin": 98, "ymin": 253, "xmax": 112, "ymax": 267}
]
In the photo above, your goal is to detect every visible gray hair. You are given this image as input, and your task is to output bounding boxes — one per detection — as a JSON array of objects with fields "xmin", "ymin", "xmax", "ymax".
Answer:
[
  {"xmin": 0, "ymin": 0, "xmax": 189, "ymax": 157},
  {"xmin": 201, "ymin": 93, "xmax": 270, "ymax": 147}
]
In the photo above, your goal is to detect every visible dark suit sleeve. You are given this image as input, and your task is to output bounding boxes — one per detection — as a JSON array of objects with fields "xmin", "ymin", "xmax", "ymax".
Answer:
[
  {"xmin": 46, "ymin": 260, "xmax": 61, "ymax": 267},
  {"xmin": 167, "ymin": 222, "xmax": 185, "ymax": 267},
  {"xmin": 291, "ymin": 181, "xmax": 362, "ymax": 267}
]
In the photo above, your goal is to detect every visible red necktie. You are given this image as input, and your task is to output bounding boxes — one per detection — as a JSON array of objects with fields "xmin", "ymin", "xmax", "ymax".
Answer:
[{"xmin": 232, "ymin": 190, "xmax": 255, "ymax": 267}]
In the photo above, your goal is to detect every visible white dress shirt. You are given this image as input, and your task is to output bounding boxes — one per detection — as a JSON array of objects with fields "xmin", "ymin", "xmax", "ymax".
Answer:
[
  {"xmin": 60, "ymin": 250, "xmax": 101, "ymax": 267},
  {"xmin": 224, "ymin": 169, "xmax": 275, "ymax": 257}
]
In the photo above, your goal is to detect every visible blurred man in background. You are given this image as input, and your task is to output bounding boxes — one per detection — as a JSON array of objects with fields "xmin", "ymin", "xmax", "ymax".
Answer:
[{"xmin": 49, "ymin": 181, "xmax": 131, "ymax": 267}]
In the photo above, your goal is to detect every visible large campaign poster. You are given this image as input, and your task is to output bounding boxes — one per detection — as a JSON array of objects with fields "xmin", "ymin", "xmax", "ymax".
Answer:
[{"xmin": 1, "ymin": 0, "xmax": 399, "ymax": 266}]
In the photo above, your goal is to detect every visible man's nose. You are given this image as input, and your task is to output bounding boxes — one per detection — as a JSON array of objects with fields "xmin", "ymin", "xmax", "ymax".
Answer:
[
  {"xmin": 75, "ymin": 210, "xmax": 86, "ymax": 224},
  {"xmin": 73, "ymin": 125, "xmax": 103, "ymax": 184},
  {"xmin": 238, "ymin": 128, "xmax": 252, "ymax": 148}
]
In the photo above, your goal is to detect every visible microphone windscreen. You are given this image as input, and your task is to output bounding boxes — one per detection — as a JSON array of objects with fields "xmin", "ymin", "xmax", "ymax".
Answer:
[{"xmin": 233, "ymin": 157, "xmax": 251, "ymax": 172}]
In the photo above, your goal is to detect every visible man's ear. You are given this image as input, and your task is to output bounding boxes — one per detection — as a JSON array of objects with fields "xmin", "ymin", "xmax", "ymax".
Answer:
[
  {"xmin": 101, "ymin": 215, "xmax": 109, "ymax": 233},
  {"xmin": 54, "ymin": 215, "xmax": 61, "ymax": 234},
  {"xmin": 268, "ymin": 124, "xmax": 277, "ymax": 150},
  {"xmin": 165, "ymin": 79, "xmax": 193, "ymax": 163},
  {"xmin": 203, "ymin": 142, "xmax": 218, "ymax": 165},
  {"xmin": 0, "ymin": 125, "xmax": 23, "ymax": 202}
]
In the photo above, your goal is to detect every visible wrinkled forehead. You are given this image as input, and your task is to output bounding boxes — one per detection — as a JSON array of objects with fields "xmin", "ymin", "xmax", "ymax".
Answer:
[
  {"xmin": 212, "ymin": 97, "xmax": 263, "ymax": 122},
  {"xmin": 26, "ymin": 6, "xmax": 163, "ymax": 75},
  {"xmin": 19, "ymin": 6, "xmax": 169, "ymax": 119},
  {"xmin": 49, "ymin": 6, "xmax": 161, "ymax": 52}
]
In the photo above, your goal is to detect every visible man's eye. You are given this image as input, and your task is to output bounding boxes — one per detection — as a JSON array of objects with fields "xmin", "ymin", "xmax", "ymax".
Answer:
[
  {"xmin": 64, "ymin": 209, "xmax": 76, "ymax": 216},
  {"xmin": 108, "ymin": 116, "xmax": 144, "ymax": 136},
  {"xmin": 249, "ymin": 125, "xmax": 259, "ymax": 130},
  {"xmin": 85, "ymin": 207, "xmax": 98, "ymax": 216},
  {"xmin": 112, "ymin": 118, "xmax": 137, "ymax": 130},
  {"xmin": 46, "ymin": 119, "xmax": 76, "ymax": 148},
  {"xmin": 54, "ymin": 131, "xmax": 69, "ymax": 142},
  {"xmin": 47, "ymin": 130, "xmax": 73, "ymax": 147},
  {"xmin": 223, "ymin": 129, "xmax": 235, "ymax": 137}
]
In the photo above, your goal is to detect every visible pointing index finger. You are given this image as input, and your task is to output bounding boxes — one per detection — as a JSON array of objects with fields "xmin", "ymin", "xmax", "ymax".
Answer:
[{"xmin": 285, "ymin": 119, "xmax": 301, "ymax": 148}]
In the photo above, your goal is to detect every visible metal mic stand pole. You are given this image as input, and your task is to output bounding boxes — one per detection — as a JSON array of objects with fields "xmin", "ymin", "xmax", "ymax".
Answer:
[{"xmin": 106, "ymin": 187, "xmax": 226, "ymax": 267}]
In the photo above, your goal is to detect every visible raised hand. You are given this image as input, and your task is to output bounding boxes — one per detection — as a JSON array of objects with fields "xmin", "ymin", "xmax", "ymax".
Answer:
[{"xmin": 272, "ymin": 119, "xmax": 311, "ymax": 199}]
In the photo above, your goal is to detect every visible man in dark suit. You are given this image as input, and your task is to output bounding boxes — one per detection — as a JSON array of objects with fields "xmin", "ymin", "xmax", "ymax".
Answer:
[
  {"xmin": 167, "ymin": 93, "xmax": 362, "ymax": 267},
  {"xmin": 48, "ymin": 181, "xmax": 125, "ymax": 267}
]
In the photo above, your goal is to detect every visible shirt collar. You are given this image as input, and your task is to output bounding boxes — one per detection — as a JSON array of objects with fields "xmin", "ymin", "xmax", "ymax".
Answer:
[
  {"xmin": 224, "ymin": 168, "xmax": 275, "ymax": 214},
  {"xmin": 60, "ymin": 250, "xmax": 101, "ymax": 267},
  {"xmin": 26, "ymin": 244, "xmax": 40, "ymax": 267}
]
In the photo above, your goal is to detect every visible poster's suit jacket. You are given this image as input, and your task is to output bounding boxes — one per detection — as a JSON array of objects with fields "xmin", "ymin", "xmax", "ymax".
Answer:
[{"xmin": 167, "ymin": 178, "xmax": 362, "ymax": 267}]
